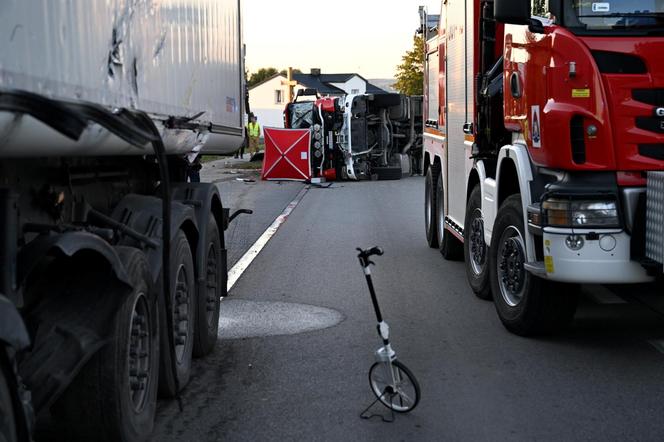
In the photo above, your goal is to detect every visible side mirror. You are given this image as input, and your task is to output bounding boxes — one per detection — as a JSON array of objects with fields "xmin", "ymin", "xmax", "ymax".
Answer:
[{"xmin": 494, "ymin": 0, "xmax": 530, "ymax": 25}]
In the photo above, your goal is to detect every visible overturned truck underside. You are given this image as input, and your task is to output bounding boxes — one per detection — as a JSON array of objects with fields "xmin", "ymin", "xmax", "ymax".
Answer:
[{"xmin": 284, "ymin": 93, "xmax": 423, "ymax": 181}]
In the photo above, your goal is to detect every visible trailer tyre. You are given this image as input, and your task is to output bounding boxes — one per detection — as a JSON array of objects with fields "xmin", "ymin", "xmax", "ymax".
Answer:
[
  {"xmin": 0, "ymin": 354, "xmax": 18, "ymax": 442},
  {"xmin": 464, "ymin": 185, "xmax": 491, "ymax": 299},
  {"xmin": 159, "ymin": 230, "xmax": 196, "ymax": 397},
  {"xmin": 435, "ymin": 170, "xmax": 463, "ymax": 260},
  {"xmin": 55, "ymin": 247, "xmax": 159, "ymax": 442},
  {"xmin": 490, "ymin": 195, "xmax": 578, "ymax": 336},
  {"xmin": 425, "ymin": 166, "xmax": 439, "ymax": 248},
  {"xmin": 193, "ymin": 215, "xmax": 224, "ymax": 357}
]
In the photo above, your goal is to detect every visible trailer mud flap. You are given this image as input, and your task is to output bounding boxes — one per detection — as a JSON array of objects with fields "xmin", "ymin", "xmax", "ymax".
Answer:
[{"xmin": 17, "ymin": 254, "xmax": 132, "ymax": 413}]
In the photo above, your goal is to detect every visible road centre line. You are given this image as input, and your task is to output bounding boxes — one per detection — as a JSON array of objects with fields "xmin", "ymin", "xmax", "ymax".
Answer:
[{"xmin": 226, "ymin": 185, "xmax": 309, "ymax": 292}]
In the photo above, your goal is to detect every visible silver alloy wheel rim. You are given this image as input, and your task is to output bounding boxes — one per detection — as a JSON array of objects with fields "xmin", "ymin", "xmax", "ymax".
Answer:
[
  {"xmin": 128, "ymin": 292, "xmax": 151, "ymax": 412},
  {"xmin": 205, "ymin": 244, "xmax": 218, "ymax": 328},
  {"xmin": 174, "ymin": 264, "xmax": 190, "ymax": 362},
  {"xmin": 469, "ymin": 209, "xmax": 486, "ymax": 275},
  {"xmin": 497, "ymin": 225, "xmax": 527, "ymax": 307},
  {"xmin": 369, "ymin": 362, "xmax": 417, "ymax": 412}
]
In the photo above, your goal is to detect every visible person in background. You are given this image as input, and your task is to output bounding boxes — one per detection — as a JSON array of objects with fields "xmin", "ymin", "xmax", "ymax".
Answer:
[{"xmin": 246, "ymin": 114, "xmax": 261, "ymax": 157}]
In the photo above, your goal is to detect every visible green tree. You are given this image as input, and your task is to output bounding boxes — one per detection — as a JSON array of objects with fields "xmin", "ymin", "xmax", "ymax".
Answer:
[
  {"xmin": 394, "ymin": 35, "xmax": 424, "ymax": 96},
  {"xmin": 248, "ymin": 67, "xmax": 279, "ymax": 87},
  {"xmin": 247, "ymin": 68, "xmax": 303, "ymax": 88},
  {"xmin": 279, "ymin": 68, "xmax": 302, "ymax": 76}
]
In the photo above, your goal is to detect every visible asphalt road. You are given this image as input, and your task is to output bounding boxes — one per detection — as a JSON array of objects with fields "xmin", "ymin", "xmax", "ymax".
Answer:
[{"xmin": 153, "ymin": 176, "xmax": 664, "ymax": 441}]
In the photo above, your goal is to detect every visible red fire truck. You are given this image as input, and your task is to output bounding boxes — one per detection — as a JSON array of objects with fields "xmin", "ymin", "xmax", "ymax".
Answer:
[{"xmin": 421, "ymin": 1, "xmax": 664, "ymax": 335}]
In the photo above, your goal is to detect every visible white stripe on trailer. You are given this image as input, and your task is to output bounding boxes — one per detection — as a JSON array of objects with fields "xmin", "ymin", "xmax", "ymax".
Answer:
[{"xmin": 226, "ymin": 186, "xmax": 309, "ymax": 292}]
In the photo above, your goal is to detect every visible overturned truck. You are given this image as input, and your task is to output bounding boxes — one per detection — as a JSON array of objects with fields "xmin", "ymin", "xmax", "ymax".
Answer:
[
  {"xmin": 0, "ymin": 1, "xmax": 246, "ymax": 441},
  {"xmin": 284, "ymin": 90, "xmax": 423, "ymax": 181}
]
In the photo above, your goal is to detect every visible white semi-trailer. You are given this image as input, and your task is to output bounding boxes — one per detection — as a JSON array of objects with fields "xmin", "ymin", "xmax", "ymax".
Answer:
[{"xmin": 0, "ymin": 1, "xmax": 246, "ymax": 440}]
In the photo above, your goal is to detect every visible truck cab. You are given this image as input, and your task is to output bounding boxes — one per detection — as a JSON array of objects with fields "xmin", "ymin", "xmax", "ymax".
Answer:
[{"xmin": 422, "ymin": 0, "xmax": 664, "ymax": 335}]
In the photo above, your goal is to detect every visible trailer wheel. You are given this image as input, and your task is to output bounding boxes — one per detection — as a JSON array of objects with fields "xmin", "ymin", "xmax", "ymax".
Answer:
[
  {"xmin": 55, "ymin": 247, "xmax": 159, "ymax": 441},
  {"xmin": 435, "ymin": 170, "xmax": 463, "ymax": 260},
  {"xmin": 0, "ymin": 354, "xmax": 18, "ymax": 442},
  {"xmin": 490, "ymin": 195, "xmax": 578, "ymax": 335},
  {"xmin": 193, "ymin": 215, "xmax": 224, "ymax": 357},
  {"xmin": 464, "ymin": 185, "xmax": 491, "ymax": 299},
  {"xmin": 373, "ymin": 166, "xmax": 402, "ymax": 180},
  {"xmin": 425, "ymin": 166, "xmax": 439, "ymax": 248},
  {"xmin": 159, "ymin": 230, "xmax": 195, "ymax": 397}
]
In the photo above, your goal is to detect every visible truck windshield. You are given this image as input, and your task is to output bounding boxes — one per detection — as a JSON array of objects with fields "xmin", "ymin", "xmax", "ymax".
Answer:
[{"xmin": 569, "ymin": 0, "xmax": 664, "ymax": 33}]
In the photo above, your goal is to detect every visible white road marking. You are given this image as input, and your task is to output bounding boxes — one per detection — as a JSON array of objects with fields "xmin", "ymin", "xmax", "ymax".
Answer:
[{"xmin": 226, "ymin": 186, "xmax": 309, "ymax": 291}]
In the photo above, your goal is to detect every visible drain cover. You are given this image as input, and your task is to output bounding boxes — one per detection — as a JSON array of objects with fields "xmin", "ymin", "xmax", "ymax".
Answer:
[{"xmin": 218, "ymin": 299, "xmax": 343, "ymax": 339}]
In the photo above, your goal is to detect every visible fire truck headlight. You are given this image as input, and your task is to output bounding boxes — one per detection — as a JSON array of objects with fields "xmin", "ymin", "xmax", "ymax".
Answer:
[
  {"xmin": 314, "ymin": 132, "xmax": 322, "ymax": 140},
  {"xmin": 314, "ymin": 141, "xmax": 322, "ymax": 149},
  {"xmin": 313, "ymin": 124, "xmax": 321, "ymax": 132},
  {"xmin": 542, "ymin": 199, "xmax": 619, "ymax": 228}
]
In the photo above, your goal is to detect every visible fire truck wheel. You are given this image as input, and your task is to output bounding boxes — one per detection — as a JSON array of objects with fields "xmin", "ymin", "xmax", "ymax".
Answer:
[
  {"xmin": 464, "ymin": 185, "xmax": 491, "ymax": 299},
  {"xmin": 159, "ymin": 230, "xmax": 196, "ymax": 397},
  {"xmin": 0, "ymin": 354, "xmax": 18, "ymax": 442},
  {"xmin": 193, "ymin": 214, "xmax": 224, "ymax": 358},
  {"xmin": 435, "ymin": 170, "xmax": 463, "ymax": 260},
  {"xmin": 425, "ymin": 166, "xmax": 439, "ymax": 248},
  {"xmin": 490, "ymin": 195, "xmax": 578, "ymax": 335},
  {"xmin": 55, "ymin": 247, "xmax": 159, "ymax": 441}
]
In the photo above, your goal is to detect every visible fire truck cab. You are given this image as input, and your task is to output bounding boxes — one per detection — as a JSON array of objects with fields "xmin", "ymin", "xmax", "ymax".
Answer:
[{"xmin": 422, "ymin": 0, "xmax": 664, "ymax": 335}]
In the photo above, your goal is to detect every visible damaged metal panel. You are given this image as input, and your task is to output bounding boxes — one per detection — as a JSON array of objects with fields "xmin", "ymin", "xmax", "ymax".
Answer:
[{"xmin": 0, "ymin": 0, "xmax": 244, "ymax": 156}]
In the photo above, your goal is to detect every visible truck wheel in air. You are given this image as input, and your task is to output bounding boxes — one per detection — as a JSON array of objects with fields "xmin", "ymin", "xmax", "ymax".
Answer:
[
  {"xmin": 0, "ymin": 354, "xmax": 18, "ymax": 442},
  {"xmin": 435, "ymin": 170, "xmax": 463, "ymax": 260},
  {"xmin": 159, "ymin": 230, "xmax": 196, "ymax": 397},
  {"xmin": 193, "ymin": 215, "xmax": 224, "ymax": 357},
  {"xmin": 489, "ymin": 195, "xmax": 578, "ymax": 336},
  {"xmin": 425, "ymin": 166, "xmax": 439, "ymax": 248},
  {"xmin": 373, "ymin": 166, "xmax": 402, "ymax": 181},
  {"xmin": 55, "ymin": 247, "xmax": 159, "ymax": 441},
  {"xmin": 464, "ymin": 185, "xmax": 491, "ymax": 299}
]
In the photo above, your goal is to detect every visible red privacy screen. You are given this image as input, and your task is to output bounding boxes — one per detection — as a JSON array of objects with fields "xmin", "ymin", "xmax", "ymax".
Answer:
[{"xmin": 261, "ymin": 128, "xmax": 311, "ymax": 181}]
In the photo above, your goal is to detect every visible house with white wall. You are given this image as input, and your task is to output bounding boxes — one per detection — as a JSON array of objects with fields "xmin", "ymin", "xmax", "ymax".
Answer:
[{"xmin": 249, "ymin": 69, "xmax": 388, "ymax": 134}]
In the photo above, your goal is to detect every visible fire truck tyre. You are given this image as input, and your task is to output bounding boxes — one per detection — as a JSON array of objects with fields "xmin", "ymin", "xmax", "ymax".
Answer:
[
  {"xmin": 374, "ymin": 166, "xmax": 402, "ymax": 181},
  {"xmin": 425, "ymin": 166, "xmax": 439, "ymax": 248},
  {"xmin": 0, "ymin": 355, "xmax": 17, "ymax": 442},
  {"xmin": 464, "ymin": 185, "xmax": 491, "ymax": 299},
  {"xmin": 435, "ymin": 170, "xmax": 463, "ymax": 260},
  {"xmin": 490, "ymin": 195, "xmax": 579, "ymax": 336},
  {"xmin": 55, "ymin": 247, "xmax": 159, "ymax": 442},
  {"xmin": 193, "ymin": 215, "xmax": 224, "ymax": 358},
  {"xmin": 158, "ymin": 230, "xmax": 196, "ymax": 397}
]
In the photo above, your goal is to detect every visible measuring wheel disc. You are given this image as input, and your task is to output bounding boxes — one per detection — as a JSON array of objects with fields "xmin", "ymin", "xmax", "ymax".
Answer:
[{"xmin": 368, "ymin": 360, "xmax": 421, "ymax": 413}]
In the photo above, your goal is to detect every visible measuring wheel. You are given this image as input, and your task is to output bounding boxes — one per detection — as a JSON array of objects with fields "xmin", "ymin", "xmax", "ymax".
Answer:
[{"xmin": 368, "ymin": 360, "xmax": 421, "ymax": 413}]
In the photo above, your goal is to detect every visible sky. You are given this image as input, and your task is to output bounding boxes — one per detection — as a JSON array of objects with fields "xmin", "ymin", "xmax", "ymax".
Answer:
[{"xmin": 244, "ymin": 0, "xmax": 441, "ymax": 80}]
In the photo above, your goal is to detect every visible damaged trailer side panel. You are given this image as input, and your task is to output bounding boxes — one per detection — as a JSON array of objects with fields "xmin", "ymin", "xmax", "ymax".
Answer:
[{"xmin": 0, "ymin": 0, "xmax": 245, "ymax": 156}]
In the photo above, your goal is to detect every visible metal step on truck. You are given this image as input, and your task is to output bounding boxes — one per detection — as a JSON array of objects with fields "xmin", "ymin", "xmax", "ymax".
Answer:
[
  {"xmin": 421, "ymin": 0, "xmax": 664, "ymax": 336},
  {"xmin": 0, "ymin": 1, "xmax": 246, "ymax": 440}
]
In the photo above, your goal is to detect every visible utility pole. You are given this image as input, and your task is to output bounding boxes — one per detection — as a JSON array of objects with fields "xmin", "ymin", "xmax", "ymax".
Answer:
[{"xmin": 281, "ymin": 67, "xmax": 297, "ymax": 103}]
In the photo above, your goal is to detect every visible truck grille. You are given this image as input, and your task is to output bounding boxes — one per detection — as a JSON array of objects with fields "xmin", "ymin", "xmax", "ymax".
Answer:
[
  {"xmin": 633, "ymin": 89, "xmax": 664, "ymax": 106},
  {"xmin": 646, "ymin": 171, "xmax": 664, "ymax": 265}
]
